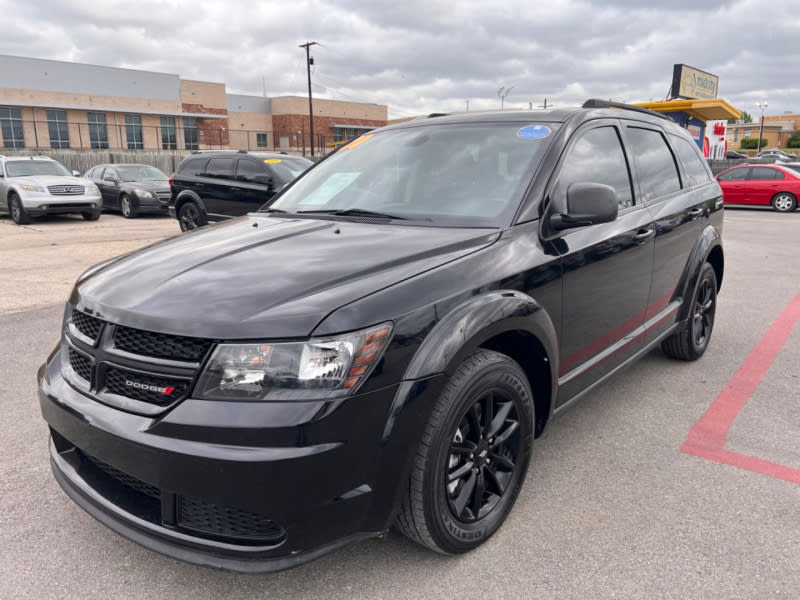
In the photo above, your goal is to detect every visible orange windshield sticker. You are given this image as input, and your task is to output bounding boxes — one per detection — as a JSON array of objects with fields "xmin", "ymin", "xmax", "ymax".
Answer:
[
  {"xmin": 340, "ymin": 134, "xmax": 375, "ymax": 151},
  {"xmin": 264, "ymin": 159, "xmax": 282, "ymax": 163}
]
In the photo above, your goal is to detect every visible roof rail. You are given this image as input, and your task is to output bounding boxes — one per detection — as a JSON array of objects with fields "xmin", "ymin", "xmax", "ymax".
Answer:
[
  {"xmin": 582, "ymin": 99, "xmax": 671, "ymax": 121},
  {"xmin": 427, "ymin": 113, "xmax": 449, "ymax": 118}
]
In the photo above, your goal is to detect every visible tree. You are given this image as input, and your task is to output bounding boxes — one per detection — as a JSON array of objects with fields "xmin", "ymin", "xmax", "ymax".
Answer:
[
  {"xmin": 730, "ymin": 110, "xmax": 753, "ymax": 124},
  {"xmin": 740, "ymin": 137, "xmax": 767, "ymax": 149},
  {"xmin": 787, "ymin": 131, "xmax": 800, "ymax": 148}
]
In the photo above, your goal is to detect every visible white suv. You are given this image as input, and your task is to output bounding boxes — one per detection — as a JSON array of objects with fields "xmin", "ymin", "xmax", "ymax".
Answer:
[{"xmin": 0, "ymin": 155, "xmax": 102, "ymax": 225}]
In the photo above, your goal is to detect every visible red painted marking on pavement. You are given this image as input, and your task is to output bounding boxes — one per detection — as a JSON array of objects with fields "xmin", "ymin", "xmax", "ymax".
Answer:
[{"xmin": 681, "ymin": 290, "xmax": 800, "ymax": 484}]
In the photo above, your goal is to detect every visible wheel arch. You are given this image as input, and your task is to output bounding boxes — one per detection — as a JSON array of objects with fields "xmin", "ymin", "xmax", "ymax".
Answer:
[
  {"xmin": 174, "ymin": 190, "xmax": 206, "ymax": 216},
  {"xmin": 674, "ymin": 224, "xmax": 724, "ymax": 321}
]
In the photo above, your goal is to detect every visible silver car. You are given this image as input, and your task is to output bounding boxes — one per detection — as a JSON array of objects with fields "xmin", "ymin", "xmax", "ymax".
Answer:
[{"xmin": 0, "ymin": 155, "xmax": 102, "ymax": 225}]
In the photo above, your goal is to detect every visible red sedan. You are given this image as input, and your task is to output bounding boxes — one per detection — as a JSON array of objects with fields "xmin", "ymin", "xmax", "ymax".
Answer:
[{"xmin": 716, "ymin": 164, "xmax": 799, "ymax": 212}]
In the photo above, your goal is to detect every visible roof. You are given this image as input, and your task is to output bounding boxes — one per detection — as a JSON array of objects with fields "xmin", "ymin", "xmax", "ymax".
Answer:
[{"xmin": 634, "ymin": 99, "xmax": 741, "ymax": 122}]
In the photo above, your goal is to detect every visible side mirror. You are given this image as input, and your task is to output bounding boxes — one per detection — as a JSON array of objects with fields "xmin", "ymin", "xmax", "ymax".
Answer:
[
  {"xmin": 72, "ymin": 170, "xmax": 81, "ymax": 177},
  {"xmin": 549, "ymin": 182, "xmax": 619, "ymax": 230}
]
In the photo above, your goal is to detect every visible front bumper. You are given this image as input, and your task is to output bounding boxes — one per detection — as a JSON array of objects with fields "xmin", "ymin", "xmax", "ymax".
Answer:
[
  {"xmin": 21, "ymin": 191, "xmax": 102, "ymax": 216},
  {"xmin": 38, "ymin": 347, "xmax": 437, "ymax": 572}
]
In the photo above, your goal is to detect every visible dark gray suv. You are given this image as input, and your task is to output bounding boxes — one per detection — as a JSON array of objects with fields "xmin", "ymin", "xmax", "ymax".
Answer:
[{"xmin": 168, "ymin": 150, "xmax": 313, "ymax": 231}]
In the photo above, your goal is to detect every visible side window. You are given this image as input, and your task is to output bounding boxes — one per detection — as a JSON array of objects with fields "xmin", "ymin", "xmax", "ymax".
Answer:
[
  {"xmin": 178, "ymin": 157, "xmax": 207, "ymax": 176},
  {"xmin": 671, "ymin": 136, "xmax": 711, "ymax": 187},
  {"xmin": 204, "ymin": 158, "xmax": 235, "ymax": 180},
  {"xmin": 750, "ymin": 167, "xmax": 784, "ymax": 181},
  {"xmin": 717, "ymin": 168, "xmax": 750, "ymax": 182},
  {"xmin": 625, "ymin": 127, "xmax": 681, "ymax": 203},
  {"xmin": 85, "ymin": 167, "xmax": 96, "ymax": 179},
  {"xmin": 555, "ymin": 125, "xmax": 633, "ymax": 210},
  {"xmin": 236, "ymin": 159, "xmax": 268, "ymax": 183}
]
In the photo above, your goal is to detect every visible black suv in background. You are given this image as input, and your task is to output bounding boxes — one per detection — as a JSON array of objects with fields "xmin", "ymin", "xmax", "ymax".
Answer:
[
  {"xmin": 169, "ymin": 150, "xmax": 313, "ymax": 231},
  {"xmin": 40, "ymin": 100, "xmax": 724, "ymax": 573}
]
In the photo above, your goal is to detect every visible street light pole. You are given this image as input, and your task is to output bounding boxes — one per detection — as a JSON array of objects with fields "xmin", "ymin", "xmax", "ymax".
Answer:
[
  {"xmin": 756, "ymin": 100, "xmax": 768, "ymax": 155},
  {"xmin": 299, "ymin": 41, "xmax": 318, "ymax": 157}
]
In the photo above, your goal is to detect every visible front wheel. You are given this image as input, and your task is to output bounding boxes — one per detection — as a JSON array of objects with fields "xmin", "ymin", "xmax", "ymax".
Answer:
[
  {"xmin": 120, "ymin": 194, "xmax": 137, "ymax": 218},
  {"xmin": 395, "ymin": 349, "xmax": 534, "ymax": 554},
  {"xmin": 9, "ymin": 194, "xmax": 31, "ymax": 225},
  {"xmin": 661, "ymin": 262, "xmax": 717, "ymax": 361},
  {"xmin": 772, "ymin": 192, "xmax": 797, "ymax": 212},
  {"xmin": 178, "ymin": 201, "xmax": 207, "ymax": 231},
  {"xmin": 82, "ymin": 210, "xmax": 101, "ymax": 221}
]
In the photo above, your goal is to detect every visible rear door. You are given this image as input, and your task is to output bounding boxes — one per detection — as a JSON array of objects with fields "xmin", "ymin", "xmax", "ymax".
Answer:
[
  {"xmin": 551, "ymin": 120, "xmax": 655, "ymax": 405},
  {"xmin": 743, "ymin": 166, "xmax": 784, "ymax": 206},
  {"xmin": 201, "ymin": 157, "xmax": 236, "ymax": 218},
  {"xmin": 232, "ymin": 157, "xmax": 274, "ymax": 214}
]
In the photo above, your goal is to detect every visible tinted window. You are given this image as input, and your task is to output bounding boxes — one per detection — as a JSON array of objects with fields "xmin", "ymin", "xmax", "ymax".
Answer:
[
  {"xmin": 178, "ymin": 157, "xmax": 208, "ymax": 176},
  {"xmin": 717, "ymin": 168, "xmax": 750, "ymax": 182},
  {"xmin": 671, "ymin": 136, "xmax": 711, "ymax": 187},
  {"xmin": 750, "ymin": 167, "xmax": 784, "ymax": 181},
  {"xmin": 555, "ymin": 125, "xmax": 633, "ymax": 209},
  {"xmin": 625, "ymin": 127, "xmax": 680, "ymax": 203},
  {"xmin": 236, "ymin": 159, "xmax": 267, "ymax": 183},
  {"xmin": 204, "ymin": 158, "xmax": 235, "ymax": 180}
]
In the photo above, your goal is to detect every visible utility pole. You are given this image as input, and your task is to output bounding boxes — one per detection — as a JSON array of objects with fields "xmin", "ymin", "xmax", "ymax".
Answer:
[
  {"xmin": 465, "ymin": 99, "xmax": 470, "ymax": 112},
  {"xmin": 298, "ymin": 41, "xmax": 318, "ymax": 156},
  {"xmin": 497, "ymin": 86, "xmax": 514, "ymax": 110}
]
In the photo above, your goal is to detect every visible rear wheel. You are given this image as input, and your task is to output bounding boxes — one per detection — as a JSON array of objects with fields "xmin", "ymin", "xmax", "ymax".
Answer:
[
  {"xmin": 661, "ymin": 262, "xmax": 717, "ymax": 361},
  {"xmin": 9, "ymin": 193, "xmax": 32, "ymax": 225},
  {"xmin": 771, "ymin": 192, "xmax": 796, "ymax": 212},
  {"xmin": 395, "ymin": 349, "xmax": 534, "ymax": 554},
  {"xmin": 120, "ymin": 194, "xmax": 137, "ymax": 218},
  {"xmin": 178, "ymin": 201, "xmax": 206, "ymax": 231}
]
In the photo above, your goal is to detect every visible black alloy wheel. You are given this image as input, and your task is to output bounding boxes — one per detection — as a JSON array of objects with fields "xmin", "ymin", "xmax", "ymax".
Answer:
[
  {"xmin": 662, "ymin": 262, "xmax": 717, "ymax": 361},
  {"xmin": 9, "ymin": 194, "xmax": 31, "ymax": 225},
  {"xmin": 178, "ymin": 201, "xmax": 206, "ymax": 231},
  {"xmin": 395, "ymin": 349, "xmax": 534, "ymax": 554},
  {"xmin": 120, "ymin": 194, "xmax": 136, "ymax": 218}
]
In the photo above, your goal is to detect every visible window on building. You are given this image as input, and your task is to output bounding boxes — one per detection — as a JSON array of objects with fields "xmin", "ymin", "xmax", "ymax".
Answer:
[
  {"xmin": 183, "ymin": 117, "xmax": 198, "ymax": 150},
  {"xmin": 333, "ymin": 127, "xmax": 365, "ymax": 143},
  {"xmin": 87, "ymin": 112, "xmax": 109, "ymax": 149},
  {"xmin": 0, "ymin": 107, "xmax": 25, "ymax": 148},
  {"xmin": 125, "ymin": 114, "xmax": 143, "ymax": 149},
  {"xmin": 733, "ymin": 128, "xmax": 739, "ymax": 142},
  {"xmin": 46, "ymin": 110, "xmax": 70, "ymax": 148},
  {"xmin": 161, "ymin": 116, "xmax": 177, "ymax": 149},
  {"xmin": 256, "ymin": 132, "xmax": 268, "ymax": 148}
]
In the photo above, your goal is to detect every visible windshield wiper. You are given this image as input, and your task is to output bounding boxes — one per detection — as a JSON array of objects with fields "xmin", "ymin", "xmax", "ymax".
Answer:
[
  {"xmin": 259, "ymin": 207, "xmax": 288, "ymax": 213},
  {"xmin": 297, "ymin": 208, "xmax": 407, "ymax": 220}
]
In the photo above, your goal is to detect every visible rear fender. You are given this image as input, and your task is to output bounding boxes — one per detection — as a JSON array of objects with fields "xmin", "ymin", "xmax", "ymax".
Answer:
[{"xmin": 674, "ymin": 224, "xmax": 724, "ymax": 321}]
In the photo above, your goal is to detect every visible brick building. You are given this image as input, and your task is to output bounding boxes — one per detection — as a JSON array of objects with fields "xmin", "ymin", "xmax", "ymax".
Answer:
[{"xmin": 0, "ymin": 54, "xmax": 387, "ymax": 154}]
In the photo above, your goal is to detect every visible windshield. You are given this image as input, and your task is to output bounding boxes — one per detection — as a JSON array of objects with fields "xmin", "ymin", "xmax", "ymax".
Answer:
[
  {"xmin": 267, "ymin": 122, "xmax": 555, "ymax": 227},
  {"xmin": 116, "ymin": 165, "xmax": 168, "ymax": 182},
  {"xmin": 269, "ymin": 157, "xmax": 313, "ymax": 180},
  {"xmin": 5, "ymin": 160, "xmax": 71, "ymax": 177}
]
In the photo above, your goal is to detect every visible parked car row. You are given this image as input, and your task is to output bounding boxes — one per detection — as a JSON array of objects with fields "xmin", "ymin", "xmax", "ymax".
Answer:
[
  {"xmin": 716, "ymin": 163, "xmax": 800, "ymax": 212},
  {"xmin": 1, "ymin": 151, "xmax": 314, "ymax": 227}
]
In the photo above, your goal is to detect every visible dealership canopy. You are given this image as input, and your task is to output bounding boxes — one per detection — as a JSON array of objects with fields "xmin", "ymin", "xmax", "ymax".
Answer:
[{"xmin": 635, "ymin": 99, "xmax": 741, "ymax": 123}]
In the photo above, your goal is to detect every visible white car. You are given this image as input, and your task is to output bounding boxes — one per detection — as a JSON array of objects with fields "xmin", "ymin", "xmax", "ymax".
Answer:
[{"xmin": 0, "ymin": 155, "xmax": 102, "ymax": 225}]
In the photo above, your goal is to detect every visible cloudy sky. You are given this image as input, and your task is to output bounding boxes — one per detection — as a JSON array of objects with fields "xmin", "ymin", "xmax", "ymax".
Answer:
[{"xmin": 1, "ymin": 0, "xmax": 798, "ymax": 119}]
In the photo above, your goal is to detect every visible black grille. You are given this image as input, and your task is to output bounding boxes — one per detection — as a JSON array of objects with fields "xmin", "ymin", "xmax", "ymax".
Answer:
[
  {"xmin": 68, "ymin": 348, "xmax": 92, "ymax": 381},
  {"xmin": 47, "ymin": 184, "xmax": 85, "ymax": 195},
  {"xmin": 104, "ymin": 367, "xmax": 189, "ymax": 406},
  {"xmin": 84, "ymin": 452, "xmax": 160, "ymax": 499},
  {"xmin": 178, "ymin": 496, "xmax": 285, "ymax": 542},
  {"xmin": 72, "ymin": 310, "xmax": 103, "ymax": 341},
  {"xmin": 114, "ymin": 326, "xmax": 212, "ymax": 362}
]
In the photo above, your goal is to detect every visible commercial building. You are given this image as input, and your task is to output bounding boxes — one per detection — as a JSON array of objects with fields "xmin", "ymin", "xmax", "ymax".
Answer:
[{"xmin": 0, "ymin": 55, "xmax": 387, "ymax": 154}]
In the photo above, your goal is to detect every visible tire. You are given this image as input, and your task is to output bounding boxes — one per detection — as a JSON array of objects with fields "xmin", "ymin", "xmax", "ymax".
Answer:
[
  {"xmin": 120, "ymin": 194, "xmax": 137, "ymax": 218},
  {"xmin": 395, "ymin": 349, "xmax": 534, "ymax": 554},
  {"xmin": 661, "ymin": 262, "xmax": 717, "ymax": 361},
  {"xmin": 9, "ymin": 193, "xmax": 31, "ymax": 225},
  {"xmin": 82, "ymin": 210, "xmax": 101, "ymax": 221},
  {"xmin": 178, "ymin": 201, "xmax": 207, "ymax": 231},
  {"xmin": 771, "ymin": 192, "xmax": 797, "ymax": 212}
]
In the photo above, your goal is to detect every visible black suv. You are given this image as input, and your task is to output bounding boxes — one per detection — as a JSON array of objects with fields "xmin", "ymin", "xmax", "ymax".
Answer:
[
  {"xmin": 169, "ymin": 150, "xmax": 313, "ymax": 231},
  {"xmin": 39, "ymin": 100, "xmax": 724, "ymax": 573}
]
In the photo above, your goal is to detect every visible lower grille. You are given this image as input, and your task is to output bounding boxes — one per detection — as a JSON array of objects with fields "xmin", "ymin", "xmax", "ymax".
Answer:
[
  {"xmin": 84, "ymin": 452, "xmax": 160, "ymax": 499},
  {"xmin": 178, "ymin": 496, "xmax": 285, "ymax": 542}
]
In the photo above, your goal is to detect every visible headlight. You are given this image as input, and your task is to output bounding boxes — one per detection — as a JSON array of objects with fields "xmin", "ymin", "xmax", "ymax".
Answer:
[
  {"xmin": 20, "ymin": 184, "xmax": 45, "ymax": 192},
  {"xmin": 86, "ymin": 183, "xmax": 99, "ymax": 192},
  {"xmin": 133, "ymin": 188, "xmax": 154, "ymax": 199},
  {"xmin": 194, "ymin": 322, "xmax": 393, "ymax": 401}
]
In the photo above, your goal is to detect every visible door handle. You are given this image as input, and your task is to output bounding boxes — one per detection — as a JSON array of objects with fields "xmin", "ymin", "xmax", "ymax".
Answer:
[{"xmin": 632, "ymin": 228, "xmax": 655, "ymax": 244}]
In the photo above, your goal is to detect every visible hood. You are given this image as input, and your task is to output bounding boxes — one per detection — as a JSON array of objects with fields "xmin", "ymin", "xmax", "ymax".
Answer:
[
  {"xmin": 17, "ymin": 175, "xmax": 94, "ymax": 187},
  {"xmin": 72, "ymin": 215, "xmax": 499, "ymax": 339},
  {"xmin": 125, "ymin": 180, "xmax": 170, "ymax": 193}
]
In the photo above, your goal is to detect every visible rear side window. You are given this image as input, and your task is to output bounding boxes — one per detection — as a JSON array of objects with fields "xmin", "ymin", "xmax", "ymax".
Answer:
[
  {"xmin": 178, "ymin": 157, "xmax": 208, "ymax": 176},
  {"xmin": 625, "ymin": 127, "xmax": 681, "ymax": 203},
  {"xmin": 554, "ymin": 125, "xmax": 634, "ymax": 209},
  {"xmin": 204, "ymin": 158, "xmax": 235, "ymax": 180},
  {"xmin": 671, "ymin": 136, "xmax": 711, "ymax": 187},
  {"xmin": 750, "ymin": 167, "xmax": 784, "ymax": 181},
  {"xmin": 236, "ymin": 159, "xmax": 266, "ymax": 183}
]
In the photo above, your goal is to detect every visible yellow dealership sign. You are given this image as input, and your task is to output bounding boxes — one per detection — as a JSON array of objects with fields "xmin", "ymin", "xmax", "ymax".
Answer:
[{"xmin": 671, "ymin": 64, "xmax": 719, "ymax": 100}]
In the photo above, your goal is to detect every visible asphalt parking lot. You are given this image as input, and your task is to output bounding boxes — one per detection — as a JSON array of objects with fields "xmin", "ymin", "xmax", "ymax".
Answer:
[{"xmin": 1, "ymin": 209, "xmax": 799, "ymax": 599}]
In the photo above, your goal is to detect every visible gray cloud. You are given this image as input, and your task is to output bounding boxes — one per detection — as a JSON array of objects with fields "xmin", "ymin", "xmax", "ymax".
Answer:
[{"xmin": 0, "ymin": 0, "xmax": 798, "ymax": 118}]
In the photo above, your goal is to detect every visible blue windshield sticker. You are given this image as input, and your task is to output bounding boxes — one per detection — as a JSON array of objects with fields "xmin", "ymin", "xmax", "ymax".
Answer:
[{"xmin": 517, "ymin": 125, "xmax": 551, "ymax": 140}]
